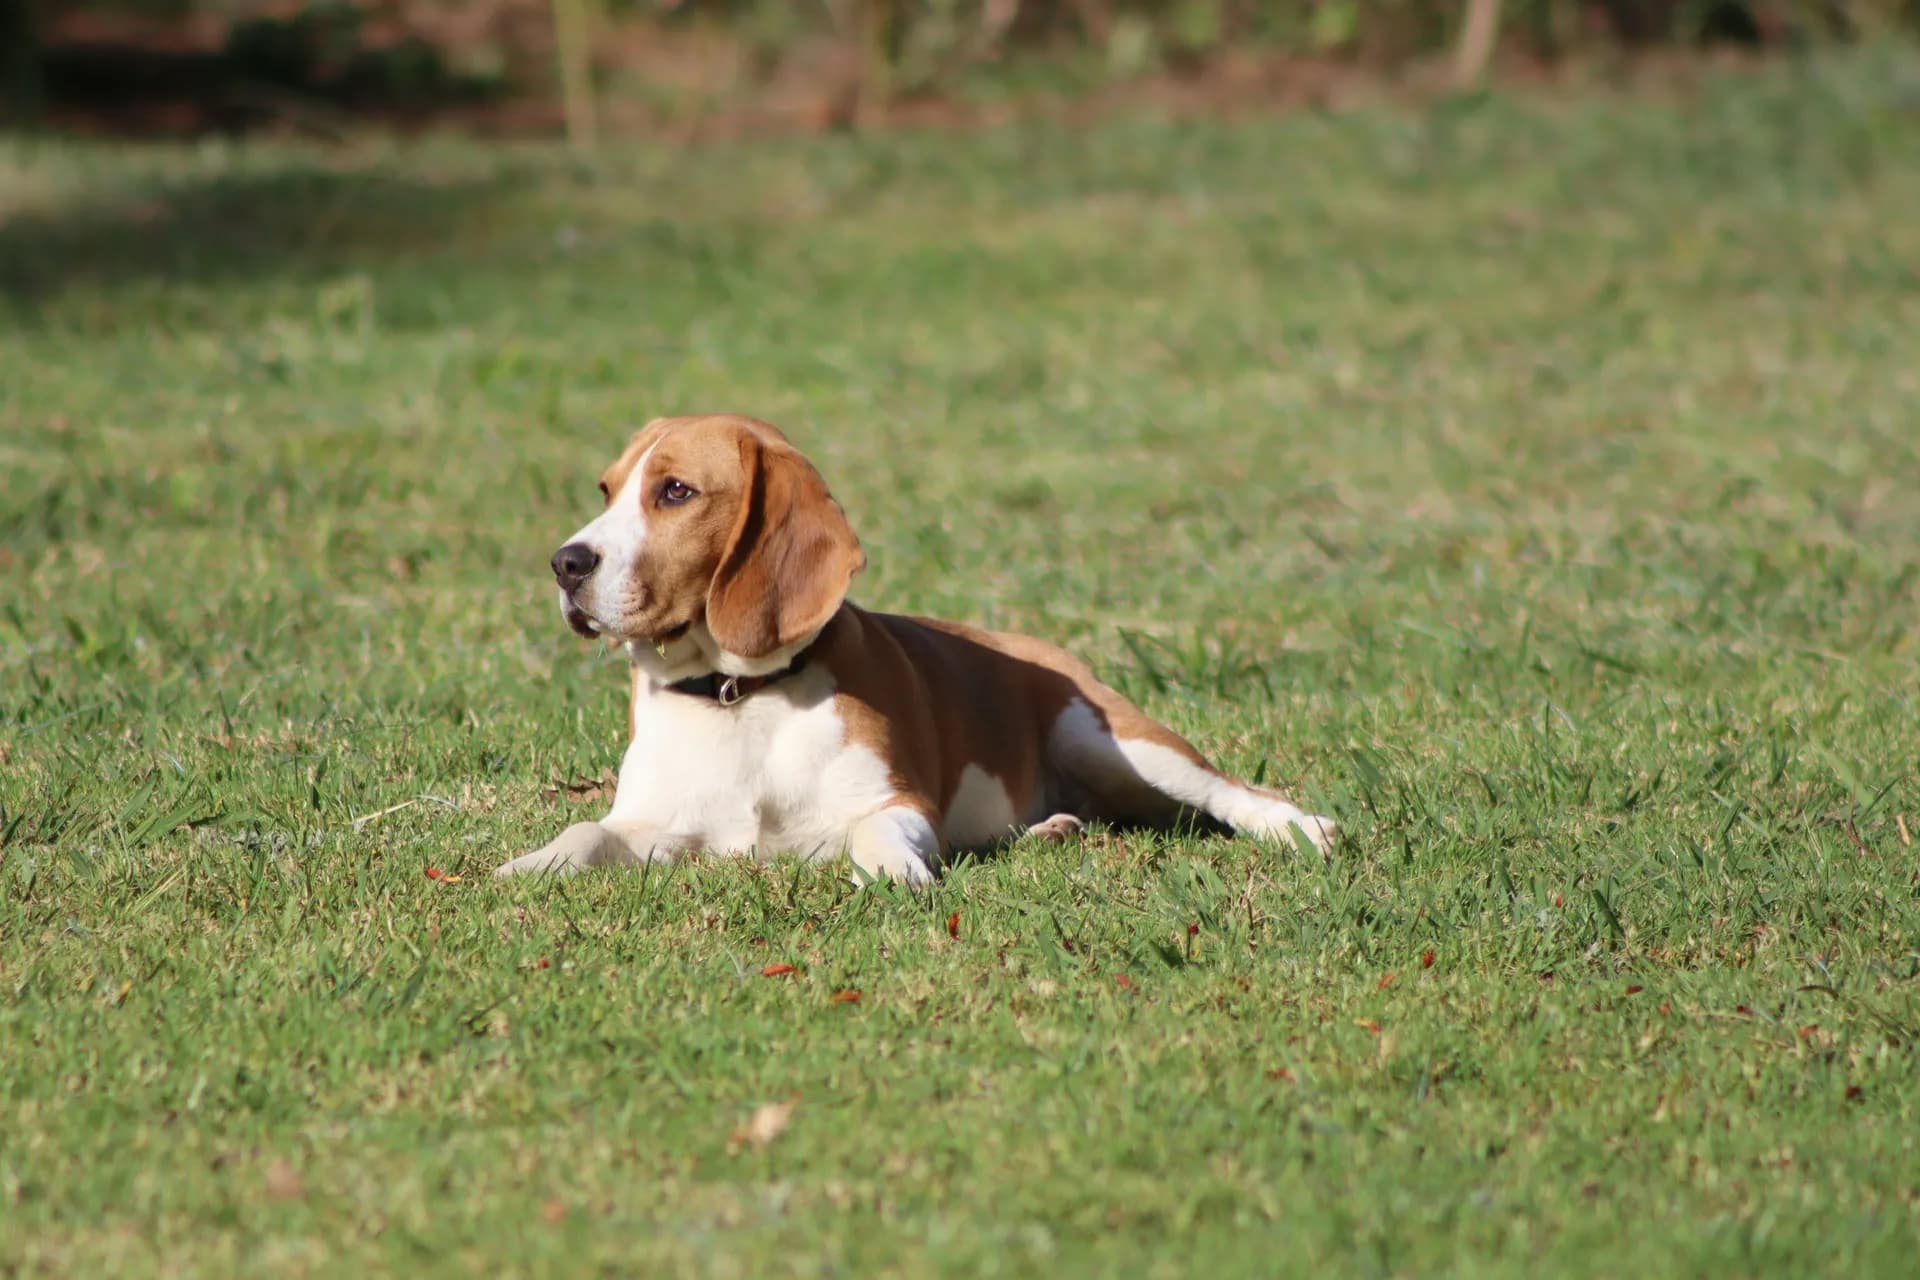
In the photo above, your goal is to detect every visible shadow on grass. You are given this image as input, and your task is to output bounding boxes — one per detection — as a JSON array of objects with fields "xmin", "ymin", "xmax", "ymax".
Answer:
[{"xmin": 0, "ymin": 161, "xmax": 530, "ymax": 312}]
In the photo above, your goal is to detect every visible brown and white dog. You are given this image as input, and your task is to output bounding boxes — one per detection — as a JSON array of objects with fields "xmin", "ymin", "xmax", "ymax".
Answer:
[{"xmin": 495, "ymin": 414, "xmax": 1335, "ymax": 884}]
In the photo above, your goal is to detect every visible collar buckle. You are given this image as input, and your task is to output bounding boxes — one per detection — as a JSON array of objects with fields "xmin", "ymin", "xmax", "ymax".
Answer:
[{"xmin": 662, "ymin": 649, "xmax": 809, "ymax": 706}]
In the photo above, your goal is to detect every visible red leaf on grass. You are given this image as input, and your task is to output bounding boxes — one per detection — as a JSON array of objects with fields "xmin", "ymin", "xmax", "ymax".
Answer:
[
  {"xmin": 1114, "ymin": 974, "xmax": 1135, "ymax": 991},
  {"xmin": 830, "ymin": 990, "xmax": 862, "ymax": 1004},
  {"xmin": 1378, "ymin": 972, "xmax": 1397, "ymax": 991},
  {"xmin": 1266, "ymin": 1068, "xmax": 1294, "ymax": 1082},
  {"xmin": 536, "ymin": 957, "xmax": 551, "ymax": 970},
  {"xmin": 1187, "ymin": 923, "xmax": 1200, "ymax": 937},
  {"xmin": 761, "ymin": 963, "xmax": 797, "ymax": 978},
  {"xmin": 946, "ymin": 912, "xmax": 960, "ymax": 939},
  {"xmin": 1625, "ymin": 985, "xmax": 1644, "ymax": 995},
  {"xmin": 1421, "ymin": 948, "xmax": 1435, "ymax": 968},
  {"xmin": 1354, "ymin": 1019, "xmax": 1382, "ymax": 1034}
]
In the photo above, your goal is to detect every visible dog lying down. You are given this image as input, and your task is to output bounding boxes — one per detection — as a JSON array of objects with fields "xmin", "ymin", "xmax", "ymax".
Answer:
[{"xmin": 496, "ymin": 414, "xmax": 1335, "ymax": 885}]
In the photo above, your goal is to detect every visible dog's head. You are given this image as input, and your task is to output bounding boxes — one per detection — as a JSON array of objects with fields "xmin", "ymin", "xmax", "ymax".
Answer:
[{"xmin": 549, "ymin": 414, "xmax": 865, "ymax": 677}]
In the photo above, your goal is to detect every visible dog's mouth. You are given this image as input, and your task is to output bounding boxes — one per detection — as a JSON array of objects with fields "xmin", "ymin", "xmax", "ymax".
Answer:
[
  {"xmin": 560, "ymin": 598, "xmax": 692, "ymax": 650},
  {"xmin": 561, "ymin": 599, "xmax": 603, "ymax": 638}
]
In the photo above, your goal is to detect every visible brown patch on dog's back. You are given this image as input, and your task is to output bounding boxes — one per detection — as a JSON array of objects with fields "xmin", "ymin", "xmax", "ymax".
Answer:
[{"xmin": 816, "ymin": 606, "xmax": 1226, "ymax": 849}]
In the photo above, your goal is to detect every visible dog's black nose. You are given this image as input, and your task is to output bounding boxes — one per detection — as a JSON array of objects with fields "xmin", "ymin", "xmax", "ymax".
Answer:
[{"xmin": 551, "ymin": 542, "xmax": 601, "ymax": 592}]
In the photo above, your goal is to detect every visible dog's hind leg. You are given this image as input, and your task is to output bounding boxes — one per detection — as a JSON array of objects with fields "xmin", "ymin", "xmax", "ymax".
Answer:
[
  {"xmin": 1044, "ymin": 696, "xmax": 1336, "ymax": 853},
  {"xmin": 1023, "ymin": 813, "xmax": 1087, "ymax": 843}
]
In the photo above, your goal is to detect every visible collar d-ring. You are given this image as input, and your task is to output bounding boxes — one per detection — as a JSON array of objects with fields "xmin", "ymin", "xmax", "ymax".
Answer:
[{"xmin": 662, "ymin": 650, "xmax": 810, "ymax": 706}]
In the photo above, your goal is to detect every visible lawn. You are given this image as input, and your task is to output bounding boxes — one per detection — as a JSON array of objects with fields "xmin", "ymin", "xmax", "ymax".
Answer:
[{"xmin": 3, "ymin": 49, "xmax": 1919, "ymax": 1278}]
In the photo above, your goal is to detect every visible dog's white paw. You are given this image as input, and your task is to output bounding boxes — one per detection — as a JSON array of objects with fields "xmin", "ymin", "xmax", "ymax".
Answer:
[
  {"xmin": 847, "ymin": 807, "xmax": 939, "ymax": 888},
  {"xmin": 1239, "ymin": 803, "xmax": 1338, "ymax": 855},
  {"xmin": 1287, "ymin": 813, "xmax": 1338, "ymax": 854},
  {"xmin": 851, "ymin": 848, "xmax": 934, "ymax": 889}
]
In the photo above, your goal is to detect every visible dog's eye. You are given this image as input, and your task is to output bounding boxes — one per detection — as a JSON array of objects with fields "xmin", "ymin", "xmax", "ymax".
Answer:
[
  {"xmin": 660, "ymin": 478, "xmax": 697, "ymax": 506},
  {"xmin": 597, "ymin": 480, "xmax": 610, "ymax": 503}
]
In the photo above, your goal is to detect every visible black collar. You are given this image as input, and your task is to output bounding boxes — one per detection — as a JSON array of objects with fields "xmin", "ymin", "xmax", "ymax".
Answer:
[{"xmin": 664, "ymin": 649, "xmax": 810, "ymax": 707}]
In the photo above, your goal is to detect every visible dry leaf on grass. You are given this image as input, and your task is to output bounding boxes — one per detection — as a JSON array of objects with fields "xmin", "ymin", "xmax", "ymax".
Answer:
[
  {"xmin": 541, "ymin": 769, "xmax": 619, "ymax": 806},
  {"xmin": 263, "ymin": 1159, "xmax": 304, "ymax": 1200},
  {"xmin": 729, "ymin": 1098, "xmax": 797, "ymax": 1153}
]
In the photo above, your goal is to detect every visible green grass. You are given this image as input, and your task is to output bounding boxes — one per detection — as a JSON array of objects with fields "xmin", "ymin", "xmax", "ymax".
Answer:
[{"xmin": 4, "ymin": 49, "xmax": 1920, "ymax": 1277}]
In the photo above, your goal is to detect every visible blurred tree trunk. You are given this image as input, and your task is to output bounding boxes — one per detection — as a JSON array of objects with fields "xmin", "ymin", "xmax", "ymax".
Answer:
[
  {"xmin": 858, "ymin": 0, "xmax": 899, "ymax": 130},
  {"xmin": 1453, "ymin": 0, "xmax": 1502, "ymax": 88},
  {"xmin": 1, "ymin": 0, "xmax": 44, "ymax": 126},
  {"xmin": 552, "ymin": 0, "xmax": 598, "ymax": 149}
]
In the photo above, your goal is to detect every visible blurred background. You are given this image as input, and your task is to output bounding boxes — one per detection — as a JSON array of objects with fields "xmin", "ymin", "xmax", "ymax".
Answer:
[{"xmin": 5, "ymin": 0, "xmax": 1916, "ymax": 141}]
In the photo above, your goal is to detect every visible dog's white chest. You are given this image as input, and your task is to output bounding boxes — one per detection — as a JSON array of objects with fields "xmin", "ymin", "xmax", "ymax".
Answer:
[{"xmin": 604, "ymin": 670, "xmax": 895, "ymax": 860}]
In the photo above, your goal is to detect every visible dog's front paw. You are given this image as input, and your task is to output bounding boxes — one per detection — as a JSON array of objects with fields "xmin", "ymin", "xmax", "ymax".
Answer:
[
  {"xmin": 494, "ymin": 822, "xmax": 636, "ymax": 877},
  {"xmin": 846, "ymin": 807, "xmax": 939, "ymax": 889},
  {"xmin": 854, "ymin": 848, "xmax": 934, "ymax": 889}
]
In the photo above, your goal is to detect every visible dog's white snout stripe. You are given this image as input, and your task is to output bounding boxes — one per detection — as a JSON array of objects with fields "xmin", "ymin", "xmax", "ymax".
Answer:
[{"xmin": 563, "ymin": 444, "xmax": 655, "ymax": 627}]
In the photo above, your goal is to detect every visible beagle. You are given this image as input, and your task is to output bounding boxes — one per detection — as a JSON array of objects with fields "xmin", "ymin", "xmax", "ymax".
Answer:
[{"xmin": 496, "ymin": 414, "xmax": 1335, "ymax": 885}]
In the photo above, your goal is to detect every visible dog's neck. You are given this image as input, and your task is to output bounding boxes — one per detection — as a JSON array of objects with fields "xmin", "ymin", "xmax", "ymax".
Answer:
[
  {"xmin": 659, "ymin": 649, "xmax": 813, "ymax": 706},
  {"xmin": 625, "ymin": 615, "xmax": 833, "ymax": 688}
]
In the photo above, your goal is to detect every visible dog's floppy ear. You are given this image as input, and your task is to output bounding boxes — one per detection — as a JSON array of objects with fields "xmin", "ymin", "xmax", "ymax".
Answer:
[{"xmin": 706, "ymin": 433, "xmax": 865, "ymax": 660}]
